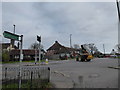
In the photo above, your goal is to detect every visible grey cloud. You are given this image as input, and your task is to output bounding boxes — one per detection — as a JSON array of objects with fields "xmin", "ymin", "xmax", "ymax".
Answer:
[{"xmin": 2, "ymin": 2, "xmax": 118, "ymax": 53}]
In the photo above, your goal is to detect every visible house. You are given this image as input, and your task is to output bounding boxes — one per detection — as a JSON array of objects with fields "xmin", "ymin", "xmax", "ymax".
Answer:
[
  {"xmin": 46, "ymin": 41, "xmax": 80, "ymax": 60},
  {"xmin": 9, "ymin": 49, "xmax": 38, "ymax": 61},
  {"xmin": 1, "ymin": 43, "xmax": 18, "ymax": 51},
  {"xmin": 1, "ymin": 43, "xmax": 46, "ymax": 61},
  {"xmin": 1, "ymin": 43, "xmax": 19, "ymax": 61},
  {"xmin": 9, "ymin": 49, "xmax": 46, "ymax": 61}
]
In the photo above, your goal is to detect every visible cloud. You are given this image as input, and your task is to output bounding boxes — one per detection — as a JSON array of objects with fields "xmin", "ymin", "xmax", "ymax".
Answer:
[{"xmin": 2, "ymin": 2, "xmax": 118, "ymax": 53}]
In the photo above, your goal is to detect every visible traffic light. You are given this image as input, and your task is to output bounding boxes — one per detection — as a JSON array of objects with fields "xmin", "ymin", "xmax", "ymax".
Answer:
[{"xmin": 37, "ymin": 35, "xmax": 41, "ymax": 42}]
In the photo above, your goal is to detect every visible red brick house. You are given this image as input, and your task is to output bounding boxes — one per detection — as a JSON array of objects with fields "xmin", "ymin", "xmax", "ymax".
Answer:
[
  {"xmin": 9, "ymin": 49, "xmax": 45, "ymax": 61},
  {"xmin": 1, "ymin": 43, "xmax": 18, "ymax": 50},
  {"xmin": 1, "ymin": 43, "xmax": 46, "ymax": 61},
  {"xmin": 46, "ymin": 41, "xmax": 80, "ymax": 60}
]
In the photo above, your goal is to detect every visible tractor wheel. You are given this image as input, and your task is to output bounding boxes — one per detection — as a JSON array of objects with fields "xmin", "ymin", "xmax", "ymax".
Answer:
[
  {"xmin": 86, "ymin": 59, "xmax": 91, "ymax": 62},
  {"xmin": 81, "ymin": 55, "xmax": 85, "ymax": 62}
]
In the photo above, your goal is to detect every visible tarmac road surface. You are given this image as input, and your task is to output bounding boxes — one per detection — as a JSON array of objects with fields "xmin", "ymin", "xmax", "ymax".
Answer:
[{"xmin": 2, "ymin": 58, "xmax": 119, "ymax": 88}]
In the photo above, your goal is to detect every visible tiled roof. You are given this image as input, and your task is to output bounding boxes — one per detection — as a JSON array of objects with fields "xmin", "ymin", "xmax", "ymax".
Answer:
[{"xmin": 47, "ymin": 41, "xmax": 78, "ymax": 54}]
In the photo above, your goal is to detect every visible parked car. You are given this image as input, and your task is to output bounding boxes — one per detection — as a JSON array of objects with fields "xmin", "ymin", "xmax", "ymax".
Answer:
[{"xmin": 110, "ymin": 55, "xmax": 117, "ymax": 58}]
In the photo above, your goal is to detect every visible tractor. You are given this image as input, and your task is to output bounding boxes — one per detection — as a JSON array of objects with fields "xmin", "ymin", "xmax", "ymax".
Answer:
[{"xmin": 80, "ymin": 44, "xmax": 93, "ymax": 62}]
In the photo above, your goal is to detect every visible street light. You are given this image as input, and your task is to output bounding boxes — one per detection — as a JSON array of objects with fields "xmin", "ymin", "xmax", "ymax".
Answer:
[{"xmin": 116, "ymin": 0, "xmax": 120, "ymax": 61}]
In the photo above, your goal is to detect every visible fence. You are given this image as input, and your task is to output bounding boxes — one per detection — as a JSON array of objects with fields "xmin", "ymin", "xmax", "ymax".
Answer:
[{"xmin": 2, "ymin": 67, "xmax": 50, "ymax": 89}]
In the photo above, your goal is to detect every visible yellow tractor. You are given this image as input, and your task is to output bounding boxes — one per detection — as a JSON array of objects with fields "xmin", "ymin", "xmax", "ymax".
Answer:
[{"xmin": 80, "ymin": 44, "xmax": 93, "ymax": 62}]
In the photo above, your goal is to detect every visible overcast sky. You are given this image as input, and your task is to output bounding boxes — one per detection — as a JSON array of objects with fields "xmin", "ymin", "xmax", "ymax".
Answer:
[{"xmin": 2, "ymin": 2, "xmax": 118, "ymax": 53}]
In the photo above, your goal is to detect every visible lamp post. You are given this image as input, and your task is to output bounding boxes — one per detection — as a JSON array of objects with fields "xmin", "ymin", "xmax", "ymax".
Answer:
[
  {"xmin": 116, "ymin": 0, "xmax": 120, "ymax": 66},
  {"xmin": 116, "ymin": 3, "xmax": 120, "ymax": 88},
  {"xmin": 116, "ymin": 0, "xmax": 120, "ymax": 22},
  {"xmin": 11, "ymin": 24, "xmax": 16, "ymax": 48}
]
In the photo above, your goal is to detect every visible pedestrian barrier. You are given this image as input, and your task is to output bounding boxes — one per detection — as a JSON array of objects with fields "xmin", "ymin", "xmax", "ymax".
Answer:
[{"xmin": 2, "ymin": 67, "xmax": 50, "ymax": 89}]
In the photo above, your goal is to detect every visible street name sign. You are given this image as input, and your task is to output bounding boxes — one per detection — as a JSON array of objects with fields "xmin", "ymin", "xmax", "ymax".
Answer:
[{"xmin": 3, "ymin": 31, "xmax": 19, "ymax": 41}]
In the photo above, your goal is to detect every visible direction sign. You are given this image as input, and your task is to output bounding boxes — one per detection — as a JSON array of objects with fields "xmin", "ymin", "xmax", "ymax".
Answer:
[{"xmin": 3, "ymin": 31, "xmax": 19, "ymax": 41}]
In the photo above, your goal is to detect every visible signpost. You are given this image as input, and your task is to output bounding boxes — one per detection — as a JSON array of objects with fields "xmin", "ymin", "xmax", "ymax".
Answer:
[
  {"xmin": 3, "ymin": 31, "xmax": 23, "ymax": 89},
  {"xmin": 37, "ymin": 35, "xmax": 41, "ymax": 64},
  {"xmin": 19, "ymin": 35, "xmax": 23, "ymax": 89},
  {"xmin": 3, "ymin": 31, "xmax": 19, "ymax": 41},
  {"xmin": 35, "ymin": 48, "xmax": 37, "ymax": 64}
]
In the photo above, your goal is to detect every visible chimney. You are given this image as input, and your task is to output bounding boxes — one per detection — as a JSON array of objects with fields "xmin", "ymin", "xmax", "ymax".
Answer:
[{"xmin": 55, "ymin": 41, "xmax": 58, "ymax": 43}]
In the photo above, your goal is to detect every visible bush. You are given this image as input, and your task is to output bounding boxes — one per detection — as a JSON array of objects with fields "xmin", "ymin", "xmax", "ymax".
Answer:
[{"xmin": 2, "ymin": 51, "xmax": 10, "ymax": 62}]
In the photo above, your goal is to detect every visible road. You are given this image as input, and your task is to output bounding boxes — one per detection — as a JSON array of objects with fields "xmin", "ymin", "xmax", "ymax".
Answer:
[{"xmin": 2, "ymin": 58, "xmax": 119, "ymax": 88}]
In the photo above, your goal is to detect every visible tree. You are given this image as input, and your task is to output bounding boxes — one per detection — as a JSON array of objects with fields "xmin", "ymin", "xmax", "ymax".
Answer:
[
  {"xmin": 82, "ymin": 43, "xmax": 99, "ymax": 55},
  {"xmin": 2, "ymin": 50, "xmax": 10, "ymax": 62},
  {"xmin": 29, "ymin": 42, "xmax": 43, "ymax": 50}
]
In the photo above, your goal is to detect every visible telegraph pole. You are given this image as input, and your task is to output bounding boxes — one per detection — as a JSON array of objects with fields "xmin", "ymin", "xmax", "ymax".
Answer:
[{"xmin": 70, "ymin": 34, "xmax": 72, "ymax": 48}]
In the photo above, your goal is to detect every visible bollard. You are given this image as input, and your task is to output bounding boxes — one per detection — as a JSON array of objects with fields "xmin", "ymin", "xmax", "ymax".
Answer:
[
  {"xmin": 5, "ymin": 67, "xmax": 7, "ymax": 88},
  {"xmin": 45, "ymin": 59, "xmax": 48, "ymax": 64},
  {"xmin": 48, "ymin": 67, "xmax": 50, "ymax": 82},
  {"xmin": 30, "ymin": 71, "xmax": 33, "ymax": 89}
]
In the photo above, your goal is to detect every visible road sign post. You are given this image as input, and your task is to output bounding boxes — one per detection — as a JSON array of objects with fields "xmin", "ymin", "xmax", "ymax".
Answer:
[
  {"xmin": 37, "ymin": 35, "xmax": 41, "ymax": 64},
  {"xmin": 39, "ymin": 41, "xmax": 41, "ymax": 64},
  {"xmin": 3, "ymin": 31, "xmax": 23, "ymax": 89},
  {"xmin": 35, "ymin": 48, "xmax": 37, "ymax": 64},
  {"xmin": 19, "ymin": 35, "xmax": 23, "ymax": 89}
]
